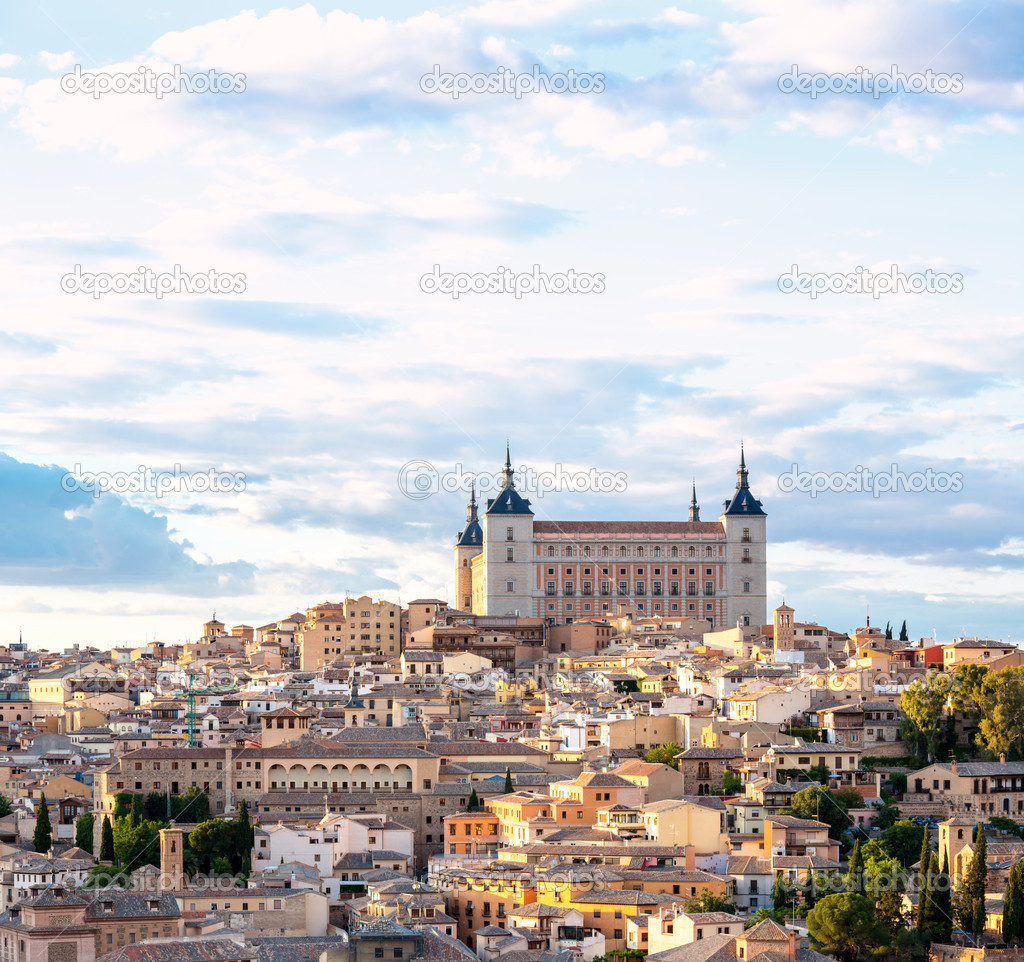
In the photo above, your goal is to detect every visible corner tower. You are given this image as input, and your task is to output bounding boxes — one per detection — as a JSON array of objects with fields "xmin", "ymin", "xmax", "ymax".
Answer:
[
  {"xmin": 453, "ymin": 484, "xmax": 483, "ymax": 611},
  {"xmin": 720, "ymin": 445, "xmax": 767, "ymax": 629},
  {"xmin": 477, "ymin": 444, "xmax": 535, "ymax": 617}
]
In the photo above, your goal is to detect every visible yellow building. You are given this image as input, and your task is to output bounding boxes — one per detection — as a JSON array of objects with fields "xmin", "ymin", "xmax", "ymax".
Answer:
[{"xmin": 297, "ymin": 596, "xmax": 400, "ymax": 670}]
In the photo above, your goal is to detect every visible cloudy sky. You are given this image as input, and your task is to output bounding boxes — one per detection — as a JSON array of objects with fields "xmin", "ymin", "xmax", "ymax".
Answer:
[{"xmin": 0, "ymin": 0, "xmax": 1021, "ymax": 647}]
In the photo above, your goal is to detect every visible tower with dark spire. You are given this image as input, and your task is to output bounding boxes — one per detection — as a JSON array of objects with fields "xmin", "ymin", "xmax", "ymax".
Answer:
[
  {"xmin": 689, "ymin": 481, "xmax": 700, "ymax": 522},
  {"xmin": 720, "ymin": 444, "xmax": 767, "ymax": 631},
  {"xmin": 453, "ymin": 483, "xmax": 483, "ymax": 611},
  {"xmin": 478, "ymin": 443, "xmax": 534, "ymax": 617}
]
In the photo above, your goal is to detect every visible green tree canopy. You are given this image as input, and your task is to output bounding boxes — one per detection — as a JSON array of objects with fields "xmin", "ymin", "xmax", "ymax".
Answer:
[
  {"xmin": 807, "ymin": 894, "xmax": 888, "ymax": 962},
  {"xmin": 879, "ymin": 820, "xmax": 926, "ymax": 867},
  {"xmin": 644, "ymin": 743, "xmax": 682, "ymax": 770},
  {"xmin": 685, "ymin": 891, "xmax": 737, "ymax": 914},
  {"xmin": 977, "ymin": 667, "xmax": 1024, "ymax": 759},
  {"xmin": 786, "ymin": 785, "xmax": 860, "ymax": 841},
  {"xmin": 901, "ymin": 676, "xmax": 949, "ymax": 759}
]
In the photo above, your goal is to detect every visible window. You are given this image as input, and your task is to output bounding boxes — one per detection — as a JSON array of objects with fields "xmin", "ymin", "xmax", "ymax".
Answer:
[
  {"xmin": 506, "ymin": 527, "xmax": 514, "ymax": 541},
  {"xmin": 506, "ymin": 547, "xmax": 514, "ymax": 562},
  {"xmin": 506, "ymin": 581, "xmax": 514, "ymax": 593},
  {"xmin": 375, "ymin": 951, "xmax": 384, "ymax": 959}
]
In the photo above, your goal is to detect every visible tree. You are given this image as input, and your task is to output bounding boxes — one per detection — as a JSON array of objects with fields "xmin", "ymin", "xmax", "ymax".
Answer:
[
  {"xmin": 977, "ymin": 667, "xmax": 1024, "ymax": 759},
  {"xmin": 33, "ymin": 793, "xmax": 52, "ymax": 854},
  {"xmin": 950, "ymin": 664, "xmax": 989, "ymax": 717},
  {"xmin": 989, "ymin": 816, "xmax": 1024, "ymax": 840},
  {"xmin": 901, "ymin": 676, "xmax": 950, "ymax": 759},
  {"xmin": 113, "ymin": 793, "xmax": 134, "ymax": 819},
  {"xmin": 807, "ymin": 893, "xmax": 887, "ymax": 962},
  {"xmin": 871, "ymin": 797, "xmax": 901, "ymax": 832},
  {"xmin": 685, "ymin": 891, "xmax": 737, "ymax": 915},
  {"xmin": 130, "ymin": 793, "xmax": 144, "ymax": 824},
  {"xmin": 504, "ymin": 769, "xmax": 514, "ymax": 793},
  {"xmin": 933, "ymin": 851, "xmax": 953, "ymax": 943},
  {"xmin": 899, "ymin": 620, "xmax": 909, "ymax": 642},
  {"xmin": 846, "ymin": 839, "xmax": 865, "ymax": 896},
  {"xmin": 466, "ymin": 788, "xmax": 480, "ymax": 811},
  {"xmin": 877, "ymin": 889, "xmax": 908, "ymax": 940},
  {"xmin": 786, "ymin": 785, "xmax": 856, "ymax": 842},
  {"xmin": 175, "ymin": 786, "xmax": 210, "ymax": 823},
  {"xmin": 0, "ymin": 795, "xmax": 12, "ymax": 818},
  {"xmin": 773, "ymin": 874, "xmax": 797, "ymax": 917},
  {"xmin": 880, "ymin": 820, "xmax": 925, "ymax": 867},
  {"xmin": 644, "ymin": 743, "xmax": 682, "ymax": 770},
  {"xmin": 113, "ymin": 816, "xmax": 161, "ymax": 870},
  {"xmin": 1003, "ymin": 857, "xmax": 1024, "ymax": 944},
  {"xmin": 955, "ymin": 823, "xmax": 988, "ymax": 942},
  {"xmin": 100, "ymin": 815, "xmax": 115, "ymax": 862},
  {"xmin": 885, "ymin": 621, "xmax": 893, "ymax": 641},
  {"xmin": 721, "ymin": 770, "xmax": 742, "ymax": 794},
  {"xmin": 75, "ymin": 812, "xmax": 95, "ymax": 854},
  {"xmin": 917, "ymin": 849, "xmax": 937, "ymax": 934},
  {"xmin": 806, "ymin": 763, "xmax": 830, "ymax": 784}
]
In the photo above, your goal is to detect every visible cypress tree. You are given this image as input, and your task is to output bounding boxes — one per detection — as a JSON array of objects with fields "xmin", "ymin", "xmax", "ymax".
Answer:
[
  {"xmin": 100, "ymin": 815, "xmax": 115, "ymax": 862},
  {"xmin": 467, "ymin": 788, "xmax": 480, "ymax": 812},
  {"xmin": 918, "ymin": 850, "xmax": 936, "ymax": 932},
  {"xmin": 33, "ymin": 793, "xmax": 52, "ymax": 854},
  {"xmin": 1004, "ymin": 859, "xmax": 1024, "ymax": 944},
  {"xmin": 504, "ymin": 768, "xmax": 514, "ymax": 793},
  {"xmin": 916, "ymin": 831, "xmax": 933, "ymax": 931},
  {"xmin": 846, "ymin": 838, "xmax": 865, "ymax": 896},
  {"xmin": 934, "ymin": 851, "xmax": 953, "ymax": 943},
  {"xmin": 959, "ymin": 823, "xmax": 988, "ymax": 941},
  {"xmin": 900, "ymin": 620, "xmax": 909, "ymax": 642}
]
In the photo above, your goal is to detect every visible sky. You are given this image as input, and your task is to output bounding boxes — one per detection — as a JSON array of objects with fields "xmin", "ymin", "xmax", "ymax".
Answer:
[{"xmin": 0, "ymin": 0, "xmax": 1021, "ymax": 648}]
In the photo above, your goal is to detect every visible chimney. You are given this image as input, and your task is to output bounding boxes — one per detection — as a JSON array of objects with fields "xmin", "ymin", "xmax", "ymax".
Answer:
[
  {"xmin": 1000, "ymin": 752, "xmax": 1007, "ymax": 764},
  {"xmin": 684, "ymin": 844, "xmax": 695, "ymax": 872}
]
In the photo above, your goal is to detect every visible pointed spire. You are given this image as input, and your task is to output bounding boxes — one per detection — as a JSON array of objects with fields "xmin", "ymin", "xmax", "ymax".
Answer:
[
  {"xmin": 502, "ymin": 441, "xmax": 515, "ymax": 489},
  {"xmin": 689, "ymin": 479, "xmax": 700, "ymax": 522},
  {"xmin": 735, "ymin": 445, "xmax": 749, "ymax": 490},
  {"xmin": 466, "ymin": 483, "xmax": 478, "ymax": 523}
]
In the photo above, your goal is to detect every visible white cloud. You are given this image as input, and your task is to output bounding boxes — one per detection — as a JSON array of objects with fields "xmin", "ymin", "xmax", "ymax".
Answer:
[
  {"xmin": 38, "ymin": 51, "xmax": 75, "ymax": 71},
  {"xmin": 0, "ymin": 53, "xmax": 21, "ymax": 68}
]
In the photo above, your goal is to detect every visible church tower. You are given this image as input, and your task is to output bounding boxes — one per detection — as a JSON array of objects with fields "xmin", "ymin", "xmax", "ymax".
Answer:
[
  {"xmin": 720, "ymin": 446, "xmax": 767, "ymax": 630},
  {"xmin": 453, "ymin": 484, "xmax": 483, "ymax": 611},
  {"xmin": 159, "ymin": 826, "xmax": 184, "ymax": 891}
]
